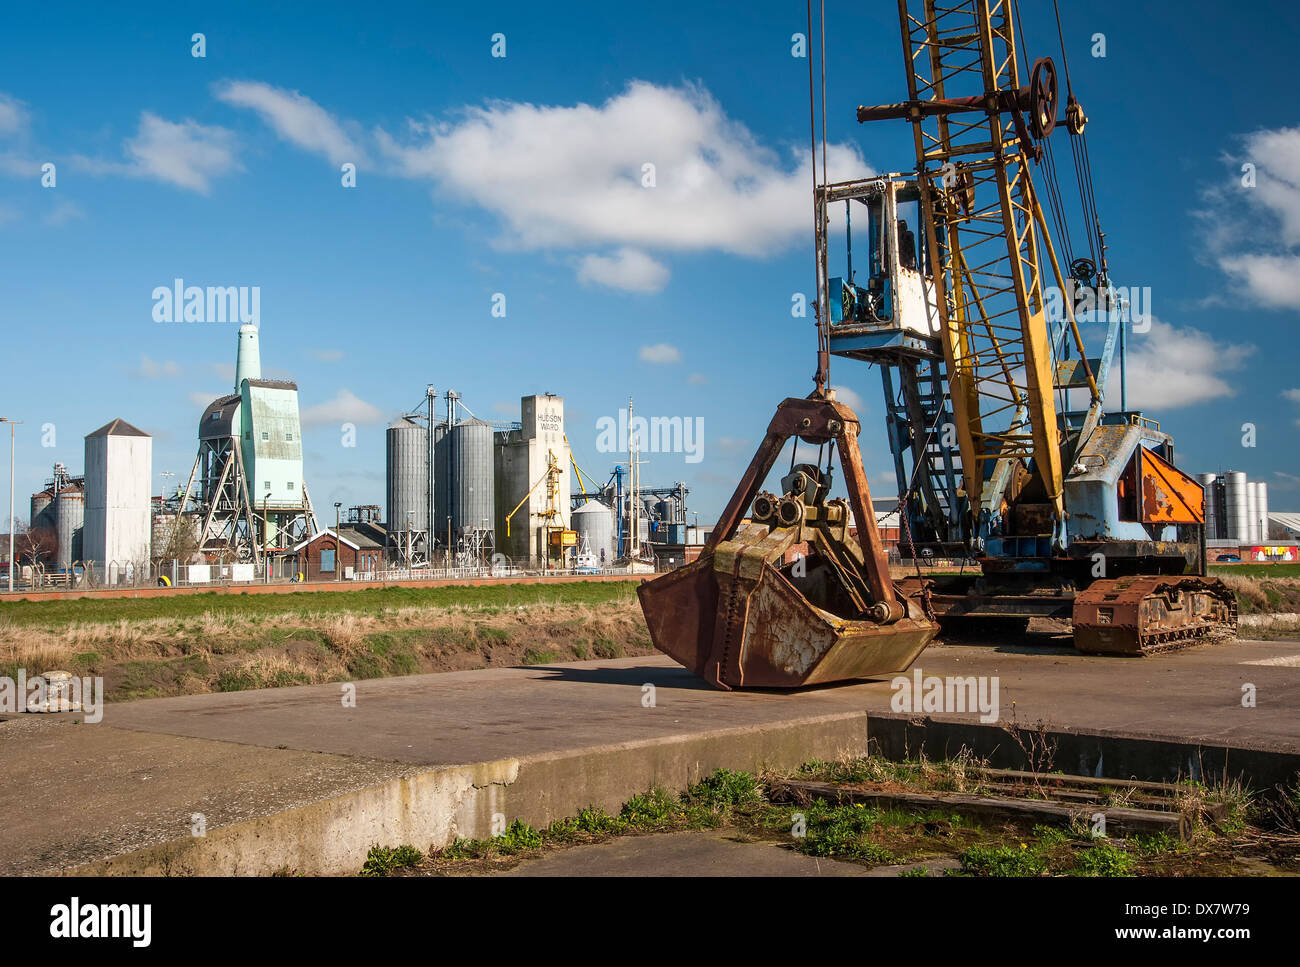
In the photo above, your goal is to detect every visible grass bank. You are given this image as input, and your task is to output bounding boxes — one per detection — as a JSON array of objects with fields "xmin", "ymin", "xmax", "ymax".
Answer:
[{"xmin": 0, "ymin": 581, "xmax": 648, "ymax": 702}]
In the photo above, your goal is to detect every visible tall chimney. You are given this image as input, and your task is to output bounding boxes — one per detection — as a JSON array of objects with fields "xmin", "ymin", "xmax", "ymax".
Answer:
[{"xmin": 234, "ymin": 324, "xmax": 261, "ymax": 392}]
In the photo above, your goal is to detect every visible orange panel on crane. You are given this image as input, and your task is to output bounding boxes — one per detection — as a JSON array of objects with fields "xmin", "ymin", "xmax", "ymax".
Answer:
[{"xmin": 1138, "ymin": 447, "xmax": 1204, "ymax": 525}]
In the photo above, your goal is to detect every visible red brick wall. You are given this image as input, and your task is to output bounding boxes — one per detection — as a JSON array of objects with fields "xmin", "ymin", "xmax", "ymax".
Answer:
[{"xmin": 295, "ymin": 536, "xmax": 383, "ymax": 579}]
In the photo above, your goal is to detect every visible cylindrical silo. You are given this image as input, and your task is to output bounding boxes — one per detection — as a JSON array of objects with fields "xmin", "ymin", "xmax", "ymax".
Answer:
[
  {"xmin": 1196, "ymin": 474, "xmax": 1217, "ymax": 540},
  {"xmin": 386, "ymin": 417, "xmax": 429, "ymax": 535},
  {"xmin": 1245, "ymin": 481, "xmax": 1260, "ymax": 545},
  {"xmin": 55, "ymin": 485, "xmax": 84, "ymax": 570},
  {"xmin": 30, "ymin": 489, "xmax": 54, "ymax": 530},
  {"xmin": 572, "ymin": 500, "xmax": 615, "ymax": 563},
  {"xmin": 450, "ymin": 418, "xmax": 494, "ymax": 538},
  {"xmin": 1258, "ymin": 482, "xmax": 1269, "ymax": 543},
  {"xmin": 433, "ymin": 422, "xmax": 449, "ymax": 546},
  {"xmin": 1224, "ymin": 471, "xmax": 1249, "ymax": 543}
]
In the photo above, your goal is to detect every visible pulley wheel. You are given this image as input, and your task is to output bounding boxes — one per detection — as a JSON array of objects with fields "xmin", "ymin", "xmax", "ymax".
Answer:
[{"xmin": 1028, "ymin": 57, "xmax": 1058, "ymax": 139}]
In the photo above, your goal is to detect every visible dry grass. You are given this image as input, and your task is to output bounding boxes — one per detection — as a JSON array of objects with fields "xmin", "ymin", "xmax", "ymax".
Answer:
[{"xmin": 0, "ymin": 597, "xmax": 653, "ymax": 701}]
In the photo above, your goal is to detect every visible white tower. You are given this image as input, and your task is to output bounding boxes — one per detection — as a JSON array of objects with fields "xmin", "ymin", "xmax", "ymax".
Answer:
[{"xmin": 234, "ymin": 324, "xmax": 261, "ymax": 391}]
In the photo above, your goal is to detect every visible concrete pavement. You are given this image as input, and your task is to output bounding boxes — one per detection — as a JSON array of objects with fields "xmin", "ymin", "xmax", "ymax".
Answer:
[{"xmin": 1, "ymin": 634, "xmax": 1297, "ymax": 875}]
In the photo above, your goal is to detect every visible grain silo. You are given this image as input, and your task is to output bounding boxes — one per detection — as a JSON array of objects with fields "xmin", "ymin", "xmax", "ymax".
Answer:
[
  {"xmin": 1257, "ymin": 481, "xmax": 1269, "ymax": 543},
  {"xmin": 54, "ymin": 485, "xmax": 84, "ymax": 570},
  {"xmin": 1196, "ymin": 473, "xmax": 1218, "ymax": 540},
  {"xmin": 572, "ymin": 500, "xmax": 615, "ymax": 563},
  {"xmin": 386, "ymin": 417, "xmax": 428, "ymax": 535},
  {"xmin": 433, "ymin": 421, "xmax": 449, "ymax": 546},
  {"xmin": 450, "ymin": 418, "xmax": 494, "ymax": 539},
  {"xmin": 1245, "ymin": 482, "xmax": 1260, "ymax": 544},
  {"xmin": 1224, "ymin": 471, "xmax": 1249, "ymax": 543},
  {"xmin": 30, "ymin": 488, "xmax": 54, "ymax": 531}
]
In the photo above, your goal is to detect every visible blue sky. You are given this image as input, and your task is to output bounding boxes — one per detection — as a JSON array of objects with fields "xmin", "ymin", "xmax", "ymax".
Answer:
[{"xmin": 2, "ymin": 0, "xmax": 1299, "ymax": 525}]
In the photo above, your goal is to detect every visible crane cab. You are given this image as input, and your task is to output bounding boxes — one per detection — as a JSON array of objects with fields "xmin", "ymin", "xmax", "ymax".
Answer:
[{"xmin": 825, "ymin": 174, "xmax": 941, "ymax": 360}]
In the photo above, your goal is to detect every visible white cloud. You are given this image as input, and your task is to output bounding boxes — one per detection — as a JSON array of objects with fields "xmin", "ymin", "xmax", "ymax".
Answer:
[
  {"xmin": 377, "ymin": 81, "xmax": 869, "ymax": 286},
  {"xmin": 43, "ymin": 200, "xmax": 84, "ymax": 226},
  {"xmin": 577, "ymin": 247, "xmax": 669, "ymax": 293},
  {"xmin": 638, "ymin": 343, "xmax": 681, "ymax": 364},
  {"xmin": 133, "ymin": 355, "xmax": 181, "ymax": 379},
  {"xmin": 1283, "ymin": 388, "xmax": 1300, "ymax": 403},
  {"xmin": 123, "ymin": 112, "xmax": 240, "ymax": 193},
  {"xmin": 189, "ymin": 390, "xmax": 225, "ymax": 409},
  {"xmin": 1115, "ymin": 318, "xmax": 1253, "ymax": 409},
  {"xmin": 1203, "ymin": 126, "xmax": 1300, "ymax": 307},
  {"xmin": 1218, "ymin": 254, "xmax": 1300, "ymax": 310},
  {"xmin": 308, "ymin": 348, "xmax": 345, "ymax": 362},
  {"xmin": 0, "ymin": 93, "xmax": 28, "ymax": 136},
  {"xmin": 687, "ymin": 372, "xmax": 709, "ymax": 386},
  {"xmin": 215, "ymin": 80, "xmax": 364, "ymax": 166},
  {"xmin": 300, "ymin": 389, "xmax": 383, "ymax": 428},
  {"xmin": 832, "ymin": 384, "xmax": 866, "ymax": 413}
]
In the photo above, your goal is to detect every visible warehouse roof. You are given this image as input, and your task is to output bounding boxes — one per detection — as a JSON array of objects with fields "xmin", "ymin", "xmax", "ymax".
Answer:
[{"xmin": 1269, "ymin": 512, "xmax": 1300, "ymax": 534}]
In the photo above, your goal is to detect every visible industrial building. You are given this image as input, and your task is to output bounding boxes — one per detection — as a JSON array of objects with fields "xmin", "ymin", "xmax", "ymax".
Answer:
[
  {"xmin": 1196, "ymin": 470, "xmax": 1283, "ymax": 561},
  {"xmin": 494, "ymin": 394, "xmax": 571, "ymax": 563},
  {"xmin": 176, "ymin": 324, "xmax": 319, "ymax": 565},
  {"xmin": 385, "ymin": 388, "xmax": 506, "ymax": 566},
  {"xmin": 380, "ymin": 388, "xmax": 702, "ymax": 572},
  {"xmin": 83, "ymin": 418, "xmax": 152, "ymax": 581},
  {"xmin": 26, "ymin": 462, "xmax": 83, "ymax": 571}
]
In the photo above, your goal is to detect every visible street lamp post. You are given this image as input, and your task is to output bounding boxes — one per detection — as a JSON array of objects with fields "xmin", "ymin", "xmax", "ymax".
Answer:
[{"xmin": 0, "ymin": 419, "xmax": 20, "ymax": 593}]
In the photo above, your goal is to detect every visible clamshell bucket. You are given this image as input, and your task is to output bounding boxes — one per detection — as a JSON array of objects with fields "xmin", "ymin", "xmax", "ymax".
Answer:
[{"xmin": 637, "ymin": 395, "xmax": 937, "ymax": 690}]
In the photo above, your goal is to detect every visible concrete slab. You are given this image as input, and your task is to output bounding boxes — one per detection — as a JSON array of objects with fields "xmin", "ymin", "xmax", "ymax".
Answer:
[
  {"xmin": 493, "ymin": 830, "xmax": 961, "ymax": 877},
  {"xmin": 1, "ymin": 635, "xmax": 1297, "ymax": 875},
  {"xmin": 496, "ymin": 830, "xmax": 871, "ymax": 877}
]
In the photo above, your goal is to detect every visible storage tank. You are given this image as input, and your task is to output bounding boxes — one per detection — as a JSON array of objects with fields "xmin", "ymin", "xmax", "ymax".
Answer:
[
  {"xmin": 1224, "ymin": 471, "xmax": 1249, "ymax": 543},
  {"xmin": 30, "ymin": 489, "xmax": 54, "ymax": 530},
  {"xmin": 449, "ymin": 418, "xmax": 494, "ymax": 538},
  {"xmin": 1254, "ymin": 482, "xmax": 1269, "ymax": 544},
  {"xmin": 433, "ymin": 422, "xmax": 449, "ymax": 545},
  {"xmin": 572, "ymin": 500, "xmax": 616, "ymax": 563},
  {"xmin": 55, "ymin": 486, "xmax": 84, "ymax": 570},
  {"xmin": 1242, "ymin": 480, "xmax": 1253, "ymax": 543},
  {"xmin": 1196, "ymin": 474, "xmax": 1218, "ymax": 540},
  {"xmin": 657, "ymin": 497, "xmax": 680, "ymax": 525},
  {"xmin": 386, "ymin": 417, "xmax": 428, "ymax": 535}
]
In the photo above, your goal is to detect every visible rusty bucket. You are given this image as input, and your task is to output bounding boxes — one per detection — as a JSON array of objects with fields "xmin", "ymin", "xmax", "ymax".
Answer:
[{"xmin": 637, "ymin": 395, "xmax": 937, "ymax": 690}]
